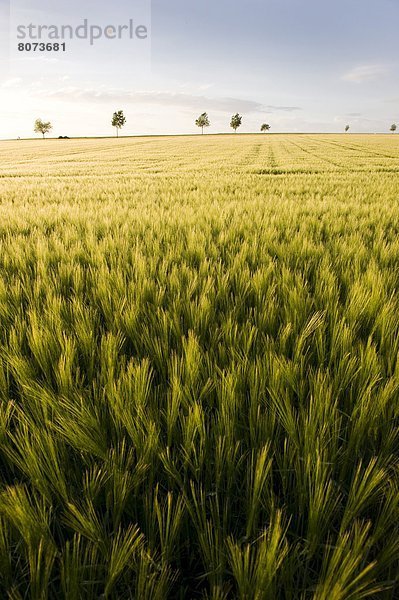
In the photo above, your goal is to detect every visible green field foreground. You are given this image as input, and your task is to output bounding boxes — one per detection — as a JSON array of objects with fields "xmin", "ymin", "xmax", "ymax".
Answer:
[{"xmin": 0, "ymin": 134, "xmax": 399, "ymax": 598}]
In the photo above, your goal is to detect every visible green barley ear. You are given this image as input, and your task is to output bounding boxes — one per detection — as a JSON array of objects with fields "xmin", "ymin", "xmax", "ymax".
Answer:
[
  {"xmin": 105, "ymin": 524, "xmax": 144, "ymax": 596},
  {"xmin": 60, "ymin": 535, "xmax": 101, "ymax": 600},
  {"xmin": 293, "ymin": 311, "xmax": 326, "ymax": 361},
  {"xmin": 54, "ymin": 394, "xmax": 108, "ymax": 459},
  {"xmin": 245, "ymin": 444, "xmax": 273, "ymax": 538},
  {"xmin": 134, "ymin": 548, "xmax": 176, "ymax": 600},
  {"xmin": 27, "ymin": 537, "xmax": 57, "ymax": 600},
  {"xmin": 314, "ymin": 521, "xmax": 386, "ymax": 600},
  {"xmin": 227, "ymin": 510, "xmax": 288, "ymax": 600},
  {"xmin": 0, "ymin": 486, "xmax": 57, "ymax": 599},
  {"xmin": 0, "ymin": 485, "xmax": 54, "ymax": 549},
  {"xmin": 5, "ymin": 418, "xmax": 69, "ymax": 503},
  {"xmin": 60, "ymin": 535, "xmax": 83, "ymax": 600},
  {"xmin": 63, "ymin": 497, "xmax": 106, "ymax": 551},
  {"xmin": 153, "ymin": 487, "xmax": 185, "ymax": 564},
  {"xmin": 104, "ymin": 440, "xmax": 148, "ymax": 530},
  {"xmin": 340, "ymin": 458, "xmax": 387, "ymax": 533},
  {"xmin": 187, "ymin": 483, "xmax": 226, "ymax": 590},
  {"xmin": 304, "ymin": 451, "xmax": 341, "ymax": 556}
]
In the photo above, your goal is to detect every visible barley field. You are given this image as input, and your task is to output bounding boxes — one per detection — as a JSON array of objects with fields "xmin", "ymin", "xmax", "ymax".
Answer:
[{"xmin": 0, "ymin": 134, "xmax": 399, "ymax": 599}]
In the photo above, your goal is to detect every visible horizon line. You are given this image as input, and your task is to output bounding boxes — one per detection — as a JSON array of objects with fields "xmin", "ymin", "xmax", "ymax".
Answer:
[{"xmin": 1, "ymin": 132, "xmax": 396, "ymax": 142}]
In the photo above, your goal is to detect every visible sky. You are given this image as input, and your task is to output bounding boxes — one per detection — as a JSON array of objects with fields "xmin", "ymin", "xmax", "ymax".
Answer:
[{"xmin": 0, "ymin": 0, "xmax": 398, "ymax": 138}]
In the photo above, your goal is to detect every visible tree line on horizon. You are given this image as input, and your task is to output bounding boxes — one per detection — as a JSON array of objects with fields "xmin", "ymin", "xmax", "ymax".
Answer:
[{"xmin": 32, "ymin": 113, "xmax": 398, "ymax": 139}]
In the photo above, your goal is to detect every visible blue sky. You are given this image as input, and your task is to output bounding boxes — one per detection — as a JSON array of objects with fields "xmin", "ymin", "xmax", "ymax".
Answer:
[{"xmin": 0, "ymin": 0, "xmax": 398, "ymax": 138}]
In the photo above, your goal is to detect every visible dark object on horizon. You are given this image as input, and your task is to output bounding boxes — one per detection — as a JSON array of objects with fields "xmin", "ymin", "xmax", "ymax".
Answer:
[
  {"xmin": 34, "ymin": 118, "xmax": 52, "ymax": 138},
  {"xmin": 195, "ymin": 112, "xmax": 210, "ymax": 134},
  {"xmin": 230, "ymin": 113, "xmax": 243, "ymax": 132},
  {"xmin": 112, "ymin": 110, "xmax": 126, "ymax": 137},
  {"xmin": 58, "ymin": 136, "xmax": 70, "ymax": 139}
]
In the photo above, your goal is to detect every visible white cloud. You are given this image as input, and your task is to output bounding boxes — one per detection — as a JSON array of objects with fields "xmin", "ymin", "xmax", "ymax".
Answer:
[
  {"xmin": 28, "ymin": 85, "xmax": 302, "ymax": 114},
  {"xmin": 265, "ymin": 105, "xmax": 301, "ymax": 112},
  {"xmin": 34, "ymin": 87, "xmax": 244, "ymax": 111},
  {"xmin": 1, "ymin": 77, "xmax": 22, "ymax": 89},
  {"xmin": 342, "ymin": 64, "xmax": 389, "ymax": 83},
  {"xmin": 31, "ymin": 87, "xmax": 263, "ymax": 112}
]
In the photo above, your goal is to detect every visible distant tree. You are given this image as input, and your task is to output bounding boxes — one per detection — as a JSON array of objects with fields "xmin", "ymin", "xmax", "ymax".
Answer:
[
  {"xmin": 390, "ymin": 123, "xmax": 397, "ymax": 133},
  {"xmin": 195, "ymin": 112, "xmax": 210, "ymax": 134},
  {"xmin": 34, "ymin": 118, "xmax": 52, "ymax": 139},
  {"xmin": 112, "ymin": 110, "xmax": 126, "ymax": 137},
  {"xmin": 261, "ymin": 123, "xmax": 271, "ymax": 132},
  {"xmin": 345, "ymin": 125, "xmax": 350, "ymax": 132},
  {"xmin": 230, "ymin": 113, "xmax": 243, "ymax": 133}
]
